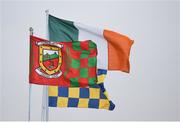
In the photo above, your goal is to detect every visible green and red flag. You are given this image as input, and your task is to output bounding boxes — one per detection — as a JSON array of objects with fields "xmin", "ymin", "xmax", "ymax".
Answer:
[{"xmin": 29, "ymin": 35, "xmax": 97, "ymax": 87}]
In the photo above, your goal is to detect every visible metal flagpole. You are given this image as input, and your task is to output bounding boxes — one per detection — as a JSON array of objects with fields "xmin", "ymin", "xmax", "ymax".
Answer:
[
  {"xmin": 28, "ymin": 27, "xmax": 33, "ymax": 121},
  {"xmin": 45, "ymin": 9, "xmax": 49, "ymax": 121},
  {"xmin": 28, "ymin": 83, "xmax": 32, "ymax": 121},
  {"xmin": 41, "ymin": 85, "xmax": 45, "ymax": 121},
  {"xmin": 41, "ymin": 9, "xmax": 49, "ymax": 121}
]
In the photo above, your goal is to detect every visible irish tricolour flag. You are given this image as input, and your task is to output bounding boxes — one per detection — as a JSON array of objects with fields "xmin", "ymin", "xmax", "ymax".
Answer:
[{"xmin": 48, "ymin": 15, "xmax": 134, "ymax": 74}]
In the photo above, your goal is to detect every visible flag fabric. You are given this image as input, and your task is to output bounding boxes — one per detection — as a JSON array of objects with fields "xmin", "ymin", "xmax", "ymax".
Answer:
[
  {"xmin": 49, "ymin": 14, "xmax": 134, "ymax": 73},
  {"xmin": 29, "ymin": 35, "xmax": 98, "ymax": 87},
  {"xmin": 48, "ymin": 85, "xmax": 115, "ymax": 110},
  {"xmin": 48, "ymin": 69, "xmax": 115, "ymax": 110},
  {"xmin": 48, "ymin": 14, "xmax": 133, "ymax": 111}
]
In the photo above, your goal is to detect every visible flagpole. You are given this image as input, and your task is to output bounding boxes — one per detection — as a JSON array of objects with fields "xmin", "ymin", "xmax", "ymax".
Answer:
[
  {"xmin": 28, "ymin": 84, "xmax": 32, "ymax": 122},
  {"xmin": 45, "ymin": 9, "xmax": 49, "ymax": 121},
  {"xmin": 41, "ymin": 9, "xmax": 49, "ymax": 121},
  {"xmin": 28, "ymin": 27, "xmax": 33, "ymax": 121}
]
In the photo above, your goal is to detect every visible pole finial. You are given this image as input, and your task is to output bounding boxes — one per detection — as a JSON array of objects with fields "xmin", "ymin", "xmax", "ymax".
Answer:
[
  {"xmin": 45, "ymin": 9, "xmax": 49, "ymax": 14},
  {"xmin": 29, "ymin": 27, "xmax": 33, "ymax": 35}
]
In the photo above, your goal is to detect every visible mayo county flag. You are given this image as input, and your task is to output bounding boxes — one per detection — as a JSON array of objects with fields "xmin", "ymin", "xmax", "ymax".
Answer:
[
  {"xmin": 29, "ymin": 35, "xmax": 98, "ymax": 86},
  {"xmin": 49, "ymin": 15, "xmax": 133, "ymax": 73}
]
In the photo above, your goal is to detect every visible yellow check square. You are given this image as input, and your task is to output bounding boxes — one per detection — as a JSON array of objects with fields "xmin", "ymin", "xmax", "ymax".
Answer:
[
  {"xmin": 78, "ymin": 98, "xmax": 89, "ymax": 108},
  {"xmin": 57, "ymin": 97, "xmax": 68, "ymax": 107},
  {"xmin": 97, "ymin": 74, "xmax": 106, "ymax": 84},
  {"xmin": 48, "ymin": 86, "xmax": 58, "ymax": 96},
  {"xmin": 103, "ymin": 91, "xmax": 109, "ymax": 100},
  {"xmin": 99, "ymin": 99, "xmax": 109, "ymax": 110},
  {"xmin": 69, "ymin": 88, "xmax": 79, "ymax": 98},
  {"xmin": 89, "ymin": 88, "xmax": 100, "ymax": 99}
]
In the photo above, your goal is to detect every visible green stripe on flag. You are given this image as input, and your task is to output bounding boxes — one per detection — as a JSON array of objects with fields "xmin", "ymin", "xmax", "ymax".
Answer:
[{"xmin": 48, "ymin": 15, "xmax": 79, "ymax": 42}]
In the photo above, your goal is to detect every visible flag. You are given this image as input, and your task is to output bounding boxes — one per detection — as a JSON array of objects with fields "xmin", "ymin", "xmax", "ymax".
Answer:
[
  {"xmin": 48, "ymin": 85, "xmax": 115, "ymax": 110},
  {"xmin": 29, "ymin": 35, "xmax": 98, "ymax": 87},
  {"xmin": 49, "ymin": 14, "xmax": 134, "ymax": 73},
  {"xmin": 48, "ymin": 69, "xmax": 115, "ymax": 110},
  {"xmin": 48, "ymin": 15, "xmax": 133, "ymax": 110}
]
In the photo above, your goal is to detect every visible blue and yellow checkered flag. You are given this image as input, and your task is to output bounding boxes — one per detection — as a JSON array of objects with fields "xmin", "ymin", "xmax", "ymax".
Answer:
[{"xmin": 48, "ymin": 69, "xmax": 115, "ymax": 110}]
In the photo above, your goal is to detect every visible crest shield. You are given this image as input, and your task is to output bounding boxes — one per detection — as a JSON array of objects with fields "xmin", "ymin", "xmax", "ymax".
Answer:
[
  {"xmin": 39, "ymin": 45, "xmax": 62, "ymax": 75},
  {"xmin": 35, "ymin": 41, "xmax": 63, "ymax": 78}
]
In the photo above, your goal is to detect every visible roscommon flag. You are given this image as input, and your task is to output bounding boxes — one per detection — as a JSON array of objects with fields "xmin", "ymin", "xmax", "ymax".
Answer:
[
  {"xmin": 49, "ymin": 14, "xmax": 133, "ymax": 73},
  {"xmin": 48, "ymin": 85, "xmax": 115, "ymax": 110},
  {"xmin": 29, "ymin": 35, "xmax": 98, "ymax": 87},
  {"xmin": 48, "ymin": 69, "xmax": 115, "ymax": 110}
]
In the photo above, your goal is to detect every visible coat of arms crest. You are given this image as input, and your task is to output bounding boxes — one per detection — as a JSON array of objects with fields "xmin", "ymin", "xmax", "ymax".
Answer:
[{"xmin": 35, "ymin": 41, "xmax": 63, "ymax": 78}]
